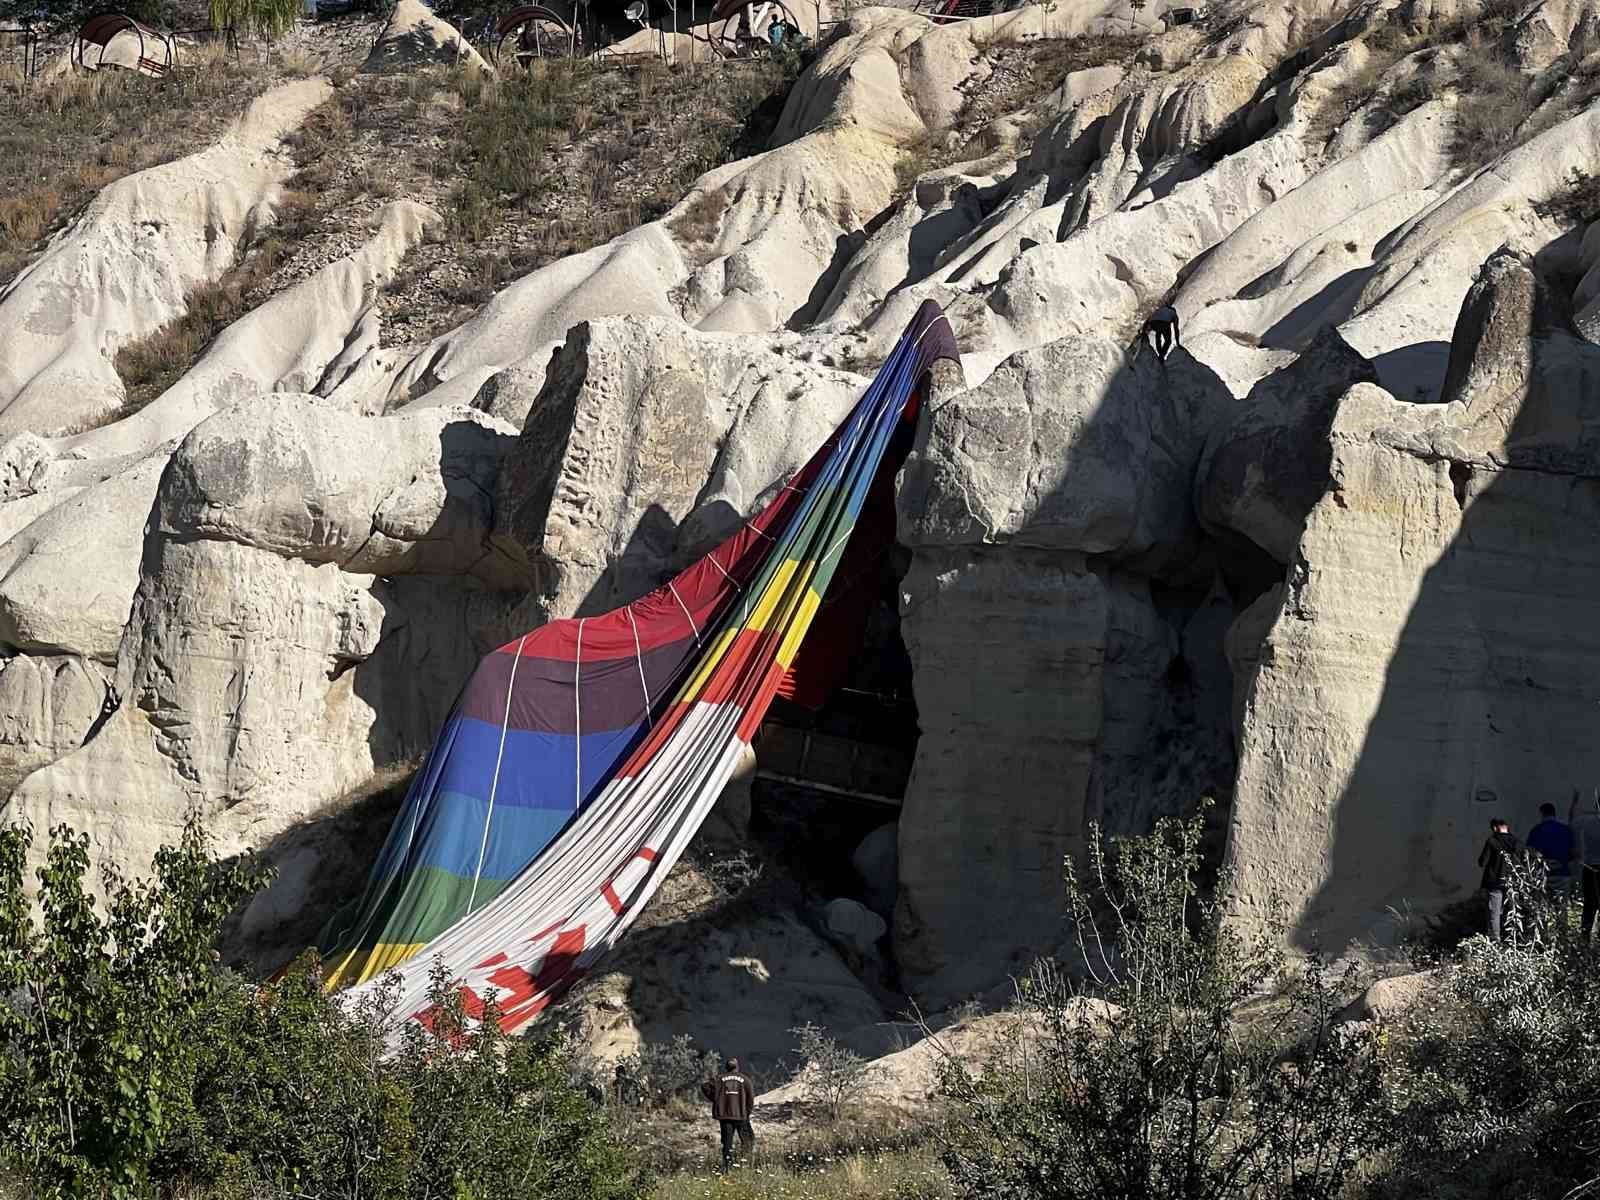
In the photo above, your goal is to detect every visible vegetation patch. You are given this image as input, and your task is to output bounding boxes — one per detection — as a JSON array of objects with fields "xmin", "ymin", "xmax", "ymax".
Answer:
[
  {"xmin": 0, "ymin": 49, "xmax": 271, "ymax": 292},
  {"xmin": 110, "ymin": 190, "xmax": 316, "ymax": 414},
  {"xmin": 937, "ymin": 805, "xmax": 1384, "ymax": 1200},
  {"xmin": 894, "ymin": 35, "xmax": 1140, "ymax": 197},
  {"xmin": 651, "ymin": 1146, "xmax": 953, "ymax": 1200},
  {"xmin": 105, "ymin": 66, "xmax": 440, "ymax": 418},
  {"xmin": 1533, "ymin": 166, "xmax": 1600, "ymax": 226},
  {"xmin": 0, "ymin": 819, "xmax": 641, "ymax": 1200},
  {"xmin": 416, "ymin": 54, "xmax": 799, "ymax": 323},
  {"xmin": 32, "ymin": 46, "xmax": 802, "ymax": 414},
  {"xmin": 1310, "ymin": 0, "xmax": 1600, "ymax": 171}
]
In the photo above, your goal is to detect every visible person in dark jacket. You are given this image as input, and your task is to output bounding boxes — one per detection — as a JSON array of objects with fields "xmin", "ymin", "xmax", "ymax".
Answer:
[
  {"xmin": 1526, "ymin": 801, "xmax": 1575, "ymax": 901},
  {"xmin": 701, "ymin": 1057, "xmax": 755, "ymax": 1169},
  {"xmin": 1144, "ymin": 305, "xmax": 1181, "ymax": 361},
  {"xmin": 1478, "ymin": 817, "xmax": 1522, "ymax": 941}
]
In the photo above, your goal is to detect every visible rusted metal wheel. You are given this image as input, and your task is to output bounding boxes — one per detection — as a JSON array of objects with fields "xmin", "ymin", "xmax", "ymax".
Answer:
[{"xmin": 493, "ymin": 4, "xmax": 582, "ymax": 67}]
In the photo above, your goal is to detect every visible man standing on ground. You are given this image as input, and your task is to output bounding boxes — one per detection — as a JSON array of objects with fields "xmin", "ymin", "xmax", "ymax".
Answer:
[
  {"xmin": 1527, "ymin": 801, "xmax": 1575, "ymax": 902},
  {"xmin": 1570, "ymin": 789, "xmax": 1600, "ymax": 941},
  {"xmin": 1477, "ymin": 816, "xmax": 1521, "ymax": 941},
  {"xmin": 702, "ymin": 1056, "xmax": 755, "ymax": 1170}
]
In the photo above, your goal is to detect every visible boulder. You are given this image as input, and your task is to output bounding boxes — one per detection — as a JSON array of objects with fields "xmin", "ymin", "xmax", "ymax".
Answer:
[
  {"xmin": 898, "ymin": 333, "xmax": 1227, "ymax": 576},
  {"xmin": 825, "ymin": 897, "xmax": 889, "ymax": 953},
  {"xmin": 363, "ymin": 0, "xmax": 490, "ymax": 74},
  {"xmin": 494, "ymin": 317, "xmax": 863, "ymax": 621},
  {"xmin": 701, "ymin": 744, "xmax": 756, "ymax": 846},
  {"xmin": 1196, "ymin": 328, "xmax": 1378, "ymax": 564},
  {"xmin": 1432, "ymin": 246, "xmax": 1600, "ymax": 471},
  {"xmin": 237, "ymin": 846, "xmax": 323, "ymax": 940},
  {"xmin": 852, "ymin": 823, "xmax": 899, "ymax": 918},
  {"xmin": 160, "ymin": 395, "xmax": 519, "ymax": 584},
  {"xmin": 0, "ymin": 451, "xmax": 168, "ymax": 661},
  {"xmin": 3, "ymin": 397, "xmax": 521, "ymax": 878},
  {"xmin": 1335, "ymin": 969, "xmax": 1439, "ymax": 1026}
]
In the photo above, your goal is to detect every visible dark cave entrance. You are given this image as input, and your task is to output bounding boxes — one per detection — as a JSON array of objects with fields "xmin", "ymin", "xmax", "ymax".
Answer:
[{"xmin": 748, "ymin": 538, "xmax": 919, "ymax": 903}]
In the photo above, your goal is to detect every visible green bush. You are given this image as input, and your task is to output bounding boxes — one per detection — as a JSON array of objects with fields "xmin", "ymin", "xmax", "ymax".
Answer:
[
  {"xmin": 0, "ymin": 818, "xmax": 268, "ymax": 1199},
  {"xmin": 0, "ymin": 821, "xmax": 641, "ymax": 1200},
  {"xmin": 613, "ymin": 1034, "xmax": 722, "ymax": 1110},
  {"xmin": 158, "ymin": 955, "xmax": 643, "ymax": 1200},
  {"xmin": 1369, "ymin": 864, "xmax": 1600, "ymax": 1199},
  {"xmin": 790, "ymin": 1023, "xmax": 871, "ymax": 1122},
  {"xmin": 936, "ymin": 807, "xmax": 1386, "ymax": 1200}
]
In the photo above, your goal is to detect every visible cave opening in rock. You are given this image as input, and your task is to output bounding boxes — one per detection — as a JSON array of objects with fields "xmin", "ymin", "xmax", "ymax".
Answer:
[{"xmin": 748, "ymin": 537, "xmax": 918, "ymax": 899}]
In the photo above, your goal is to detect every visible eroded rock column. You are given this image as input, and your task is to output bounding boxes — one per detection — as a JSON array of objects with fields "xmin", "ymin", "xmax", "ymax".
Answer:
[{"xmin": 892, "ymin": 339, "xmax": 1235, "ymax": 1002}]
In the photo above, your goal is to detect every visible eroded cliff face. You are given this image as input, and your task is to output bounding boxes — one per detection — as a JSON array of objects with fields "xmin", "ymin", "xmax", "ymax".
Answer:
[
  {"xmin": 888, "ymin": 342, "xmax": 1235, "ymax": 997},
  {"xmin": 1226, "ymin": 250, "xmax": 1600, "ymax": 948},
  {"xmin": 4, "ymin": 0, "xmax": 1600, "ymax": 1023},
  {"xmin": 5, "ymin": 399, "xmax": 518, "ymax": 891}
]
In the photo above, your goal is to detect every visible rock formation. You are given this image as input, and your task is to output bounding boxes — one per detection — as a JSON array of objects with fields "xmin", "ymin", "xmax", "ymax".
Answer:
[
  {"xmin": 4, "ymin": 0, "xmax": 1600, "ymax": 1031},
  {"xmin": 1225, "ymin": 248, "xmax": 1600, "ymax": 948}
]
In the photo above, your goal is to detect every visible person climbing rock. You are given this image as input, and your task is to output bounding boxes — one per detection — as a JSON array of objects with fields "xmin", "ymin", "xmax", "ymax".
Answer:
[
  {"xmin": 1477, "ymin": 816, "xmax": 1522, "ymax": 941},
  {"xmin": 701, "ymin": 1056, "xmax": 755, "ymax": 1169},
  {"xmin": 1144, "ymin": 304, "xmax": 1180, "ymax": 361}
]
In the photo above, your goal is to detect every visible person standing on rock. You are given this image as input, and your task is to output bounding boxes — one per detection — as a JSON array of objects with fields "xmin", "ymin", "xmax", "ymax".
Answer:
[
  {"xmin": 702, "ymin": 1056, "xmax": 755, "ymax": 1170},
  {"xmin": 1144, "ymin": 305, "xmax": 1181, "ymax": 362},
  {"xmin": 1477, "ymin": 816, "xmax": 1522, "ymax": 942},
  {"xmin": 1570, "ymin": 789, "xmax": 1600, "ymax": 940}
]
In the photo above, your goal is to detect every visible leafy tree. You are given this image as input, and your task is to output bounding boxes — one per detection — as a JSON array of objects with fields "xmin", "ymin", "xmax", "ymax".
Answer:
[
  {"xmin": 155, "ymin": 958, "xmax": 417, "ymax": 1198},
  {"xmin": 0, "ymin": 817, "xmax": 269, "ymax": 1198},
  {"xmin": 937, "ymin": 807, "xmax": 1387, "ymax": 1200},
  {"xmin": 397, "ymin": 961, "xmax": 639, "ymax": 1200},
  {"xmin": 1, "ymin": 821, "xmax": 641, "ymax": 1200},
  {"xmin": 160, "ymin": 955, "xmax": 641, "ymax": 1199}
]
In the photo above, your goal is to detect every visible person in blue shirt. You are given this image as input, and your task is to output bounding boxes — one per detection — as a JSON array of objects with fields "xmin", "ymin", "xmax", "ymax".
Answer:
[{"xmin": 1526, "ymin": 801, "xmax": 1574, "ymax": 900}]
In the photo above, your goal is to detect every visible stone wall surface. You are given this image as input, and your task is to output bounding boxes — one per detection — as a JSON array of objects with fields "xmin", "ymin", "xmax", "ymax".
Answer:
[
  {"xmin": 1225, "ymin": 251, "xmax": 1600, "ymax": 947},
  {"xmin": 892, "ymin": 336, "xmax": 1243, "ymax": 1000}
]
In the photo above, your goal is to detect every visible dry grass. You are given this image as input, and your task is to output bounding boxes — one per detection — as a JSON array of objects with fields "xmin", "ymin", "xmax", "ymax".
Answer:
[
  {"xmin": 894, "ymin": 34, "xmax": 1141, "ymax": 196},
  {"xmin": 616, "ymin": 1081, "xmax": 947, "ymax": 1180},
  {"xmin": 650, "ymin": 1146, "xmax": 953, "ymax": 1200},
  {"xmin": 110, "ymin": 190, "xmax": 315, "ymax": 412},
  {"xmin": 668, "ymin": 185, "xmax": 730, "ymax": 245},
  {"xmin": 350, "ymin": 54, "xmax": 798, "ymax": 340},
  {"xmin": 1308, "ymin": 0, "xmax": 1600, "ymax": 169},
  {"xmin": 434, "ymin": 56, "xmax": 794, "ymax": 306},
  {"xmin": 632, "ymin": 1096, "xmax": 951, "ymax": 1198},
  {"xmin": 1450, "ymin": 56, "xmax": 1538, "ymax": 164},
  {"xmin": 1304, "ymin": 41, "xmax": 1434, "ymax": 146},
  {"xmin": 103, "ymin": 63, "xmax": 433, "ymax": 416},
  {"xmin": 16, "ymin": 46, "xmax": 802, "ymax": 395},
  {"xmin": 0, "ymin": 47, "xmax": 270, "ymax": 291},
  {"xmin": 1534, "ymin": 167, "xmax": 1600, "ymax": 225}
]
